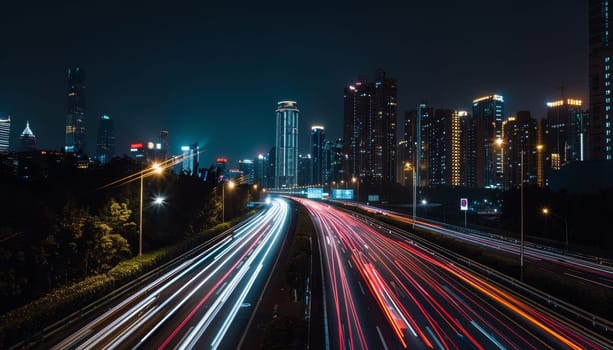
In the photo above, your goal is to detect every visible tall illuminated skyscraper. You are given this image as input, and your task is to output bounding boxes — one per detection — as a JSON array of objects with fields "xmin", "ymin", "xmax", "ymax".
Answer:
[
  {"xmin": 544, "ymin": 98, "xmax": 586, "ymax": 169},
  {"xmin": 95, "ymin": 115, "xmax": 115, "ymax": 164},
  {"xmin": 343, "ymin": 69, "xmax": 397, "ymax": 187},
  {"xmin": 65, "ymin": 67, "xmax": 86, "ymax": 156},
  {"xmin": 310, "ymin": 125, "xmax": 325, "ymax": 185},
  {"xmin": 470, "ymin": 94, "xmax": 504, "ymax": 188},
  {"xmin": 589, "ymin": 0, "xmax": 613, "ymax": 160},
  {"xmin": 275, "ymin": 101, "xmax": 299, "ymax": 188},
  {"xmin": 0, "ymin": 116, "xmax": 9, "ymax": 154}
]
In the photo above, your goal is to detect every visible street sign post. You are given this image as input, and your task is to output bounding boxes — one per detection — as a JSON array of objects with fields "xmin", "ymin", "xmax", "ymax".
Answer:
[{"xmin": 460, "ymin": 198, "xmax": 468, "ymax": 227}]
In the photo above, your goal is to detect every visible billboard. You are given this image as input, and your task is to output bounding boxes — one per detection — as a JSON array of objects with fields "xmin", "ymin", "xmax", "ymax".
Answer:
[
  {"xmin": 332, "ymin": 189, "xmax": 354, "ymax": 200},
  {"xmin": 307, "ymin": 187, "xmax": 324, "ymax": 199},
  {"xmin": 367, "ymin": 194, "xmax": 380, "ymax": 202}
]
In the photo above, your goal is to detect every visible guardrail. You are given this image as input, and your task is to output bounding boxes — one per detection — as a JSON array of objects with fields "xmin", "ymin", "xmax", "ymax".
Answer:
[
  {"xmin": 345, "ymin": 209, "xmax": 613, "ymax": 347},
  {"xmin": 11, "ymin": 216, "xmax": 254, "ymax": 350}
]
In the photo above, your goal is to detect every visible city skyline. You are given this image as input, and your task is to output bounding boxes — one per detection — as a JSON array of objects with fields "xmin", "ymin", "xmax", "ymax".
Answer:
[{"xmin": 0, "ymin": 1, "xmax": 587, "ymax": 166}]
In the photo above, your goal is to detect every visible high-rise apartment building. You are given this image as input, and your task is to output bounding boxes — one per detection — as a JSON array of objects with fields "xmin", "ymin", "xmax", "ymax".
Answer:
[
  {"xmin": 589, "ymin": 0, "xmax": 613, "ymax": 160},
  {"xmin": 405, "ymin": 107, "xmax": 466, "ymax": 188},
  {"xmin": 470, "ymin": 94, "xmax": 504, "ymax": 188},
  {"xmin": 404, "ymin": 105, "xmax": 433, "ymax": 188},
  {"xmin": 19, "ymin": 121, "xmax": 37, "ymax": 152},
  {"xmin": 544, "ymin": 98, "xmax": 586, "ymax": 169},
  {"xmin": 503, "ymin": 111, "xmax": 540, "ymax": 189},
  {"xmin": 310, "ymin": 125, "xmax": 325, "ymax": 185},
  {"xmin": 275, "ymin": 101, "xmax": 299, "ymax": 188},
  {"xmin": 0, "ymin": 116, "xmax": 9, "ymax": 154},
  {"xmin": 343, "ymin": 70, "xmax": 397, "ymax": 188},
  {"xmin": 95, "ymin": 115, "xmax": 115, "ymax": 165},
  {"xmin": 65, "ymin": 67, "xmax": 87, "ymax": 156}
]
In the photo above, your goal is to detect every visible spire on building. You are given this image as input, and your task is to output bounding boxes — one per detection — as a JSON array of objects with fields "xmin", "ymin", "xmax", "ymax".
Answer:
[{"xmin": 20, "ymin": 120, "xmax": 37, "ymax": 152}]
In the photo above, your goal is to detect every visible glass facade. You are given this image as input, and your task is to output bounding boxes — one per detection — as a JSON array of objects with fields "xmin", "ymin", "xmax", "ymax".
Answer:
[
  {"xmin": 65, "ymin": 67, "xmax": 86, "ymax": 156},
  {"xmin": 275, "ymin": 101, "xmax": 299, "ymax": 188}
]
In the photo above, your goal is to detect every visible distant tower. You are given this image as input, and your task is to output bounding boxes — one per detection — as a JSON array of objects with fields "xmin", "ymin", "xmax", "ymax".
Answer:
[
  {"xmin": 310, "ymin": 125, "xmax": 325, "ymax": 185},
  {"xmin": 19, "ymin": 121, "xmax": 37, "ymax": 152},
  {"xmin": 0, "ymin": 116, "xmax": 9, "ymax": 154},
  {"xmin": 470, "ymin": 94, "xmax": 504, "ymax": 188},
  {"xmin": 159, "ymin": 128, "xmax": 169, "ymax": 161},
  {"xmin": 65, "ymin": 67, "xmax": 86, "ymax": 156},
  {"xmin": 275, "ymin": 101, "xmax": 299, "ymax": 188},
  {"xmin": 95, "ymin": 115, "xmax": 115, "ymax": 164},
  {"xmin": 589, "ymin": 0, "xmax": 613, "ymax": 160}
]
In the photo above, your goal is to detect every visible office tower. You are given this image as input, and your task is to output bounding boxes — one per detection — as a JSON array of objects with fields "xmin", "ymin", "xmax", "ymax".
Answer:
[
  {"xmin": 343, "ymin": 70, "xmax": 398, "ymax": 187},
  {"xmin": 589, "ymin": 0, "xmax": 613, "ymax": 160},
  {"xmin": 544, "ymin": 98, "xmax": 586, "ymax": 169},
  {"xmin": 65, "ymin": 67, "xmax": 87, "ymax": 156},
  {"xmin": 95, "ymin": 115, "xmax": 115, "ymax": 165},
  {"xmin": 503, "ymin": 111, "xmax": 539, "ymax": 189},
  {"xmin": 159, "ymin": 129, "xmax": 169, "ymax": 161},
  {"xmin": 0, "ymin": 116, "xmax": 9, "ymax": 154},
  {"xmin": 298, "ymin": 154, "xmax": 311, "ymax": 186},
  {"xmin": 266, "ymin": 147, "xmax": 276, "ymax": 189},
  {"xmin": 470, "ymin": 94, "xmax": 504, "ymax": 188},
  {"xmin": 254, "ymin": 153, "xmax": 268, "ymax": 187},
  {"xmin": 310, "ymin": 125, "xmax": 325, "ymax": 185},
  {"xmin": 275, "ymin": 101, "xmax": 299, "ymax": 188},
  {"xmin": 180, "ymin": 143, "xmax": 200, "ymax": 176},
  {"xmin": 327, "ymin": 138, "xmax": 344, "ymax": 183},
  {"xmin": 19, "ymin": 121, "xmax": 37, "ymax": 152},
  {"xmin": 238, "ymin": 159, "xmax": 255, "ymax": 184}
]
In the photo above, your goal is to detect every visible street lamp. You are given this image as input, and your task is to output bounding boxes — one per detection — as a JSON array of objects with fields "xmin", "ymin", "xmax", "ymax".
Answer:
[
  {"xmin": 352, "ymin": 176, "xmax": 359, "ymax": 202},
  {"xmin": 222, "ymin": 180, "xmax": 235, "ymax": 223},
  {"xmin": 139, "ymin": 162, "xmax": 163, "ymax": 257},
  {"xmin": 405, "ymin": 162, "xmax": 417, "ymax": 229},
  {"xmin": 520, "ymin": 150, "xmax": 524, "ymax": 279},
  {"xmin": 542, "ymin": 207, "xmax": 569, "ymax": 251},
  {"xmin": 495, "ymin": 137, "xmax": 504, "ymax": 189}
]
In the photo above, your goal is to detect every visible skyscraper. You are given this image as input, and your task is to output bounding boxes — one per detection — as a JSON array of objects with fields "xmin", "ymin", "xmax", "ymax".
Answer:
[
  {"xmin": 343, "ymin": 70, "xmax": 398, "ymax": 188},
  {"xmin": 275, "ymin": 101, "xmax": 299, "ymax": 188},
  {"xmin": 470, "ymin": 94, "xmax": 504, "ymax": 188},
  {"xmin": 310, "ymin": 125, "xmax": 325, "ymax": 185},
  {"xmin": 65, "ymin": 67, "xmax": 86, "ymax": 156},
  {"xmin": 159, "ymin": 128, "xmax": 169, "ymax": 162},
  {"xmin": 589, "ymin": 0, "xmax": 613, "ymax": 160},
  {"xmin": 0, "ymin": 116, "xmax": 9, "ymax": 154},
  {"xmin": 238, "ymin": 159, "xmax": 255, "ymax": 184},
  {"xmin": 95, "ymin": 115, "xmax": 115, "ymax": 165},
  {"xmin": 19, "ymin": 121, "xmax": 37, "ymax": 152},
  {"xmin": 544, "ymin": 98, "xmax": 586, "ymax": 168},
  {"xmin": 503, "ymin": 112, "xmax": 540, "ymax": 189}
]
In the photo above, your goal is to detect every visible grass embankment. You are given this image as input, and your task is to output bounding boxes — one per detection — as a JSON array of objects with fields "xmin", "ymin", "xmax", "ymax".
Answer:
[
  {"xmin": 346, "ymin": 205, "xmax": 613, "ymax": 322},
  {"xmin": 0, "ymin": 212, "xmax": 256, "ymax": 349},
  {"xmin": 258, "ymin": 206, "xmax": 314, "ymax": 350}
]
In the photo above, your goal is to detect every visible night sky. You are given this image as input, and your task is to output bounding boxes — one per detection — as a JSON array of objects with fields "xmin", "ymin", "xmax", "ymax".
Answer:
[{"xmin": 0, "ymin": 1, "xmax": 587, "ymax": 167}]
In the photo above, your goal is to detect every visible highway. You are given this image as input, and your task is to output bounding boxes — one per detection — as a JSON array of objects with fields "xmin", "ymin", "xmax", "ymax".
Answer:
[
  {"xmin": 296, "ymin": 197, "xmax": 611, "ymax": 350},
  {"xmin": 49, "ymin": 197, "xmax": 291, "ymax": 350},
  {"xmin": 343, "ymin": 201, "xmax": 613, "ymax": 289}
]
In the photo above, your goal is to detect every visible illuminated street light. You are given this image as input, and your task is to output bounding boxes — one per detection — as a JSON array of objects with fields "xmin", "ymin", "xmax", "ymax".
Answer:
[
  {"xmin": 222, "ymin": 180, "xmax": 235, "ymax": 223},
  {"xmin": 352, "ymin": 176, "xmax": 359, "ymax": 202},
  {"xmin": 404, "ymin": 162, "xmax": 417, "ymax": 229},
  {"xmin": 139, "ymin": 162, "xmax": 163, "ymax": 257},
  {"xmin": 541, "ymin": 207, "xmax": 569, "ymax": 251},
  {"xmin": 153, "ymin": 196, "xmax": 165, "ymax": 206}
]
